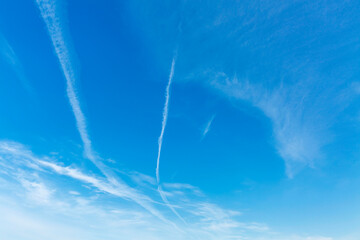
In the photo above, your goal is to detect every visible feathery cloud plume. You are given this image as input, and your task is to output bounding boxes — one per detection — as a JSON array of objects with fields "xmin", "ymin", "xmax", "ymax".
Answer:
[
  {"xmin": 1, "ymin": 139, "xmax": 337, "ymax": 240},
  {"xmin": 37, "ymin": 160, "xmax": 172, "ymax": 224},
  {"xmin": 0, "ymin": 140, "xmax": 170, "ymax": 224},
  {"xmin": 210, "ymin": 73, "xmax": 344, "ymax": 177}
]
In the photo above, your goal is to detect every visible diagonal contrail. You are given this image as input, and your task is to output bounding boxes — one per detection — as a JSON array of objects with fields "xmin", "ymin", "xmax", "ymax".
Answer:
[
  {"xmin": 35, "ymin": 0, "xmax": 174, "ymax": 224},
  {"xmin": 155, "ymin": 56, "xmax": 186, "ymax": 224},
  {"xmin": 156, "ymin": 57, "xmax": 176, "ymax": 184},
  {"xmin": 35, "ymin": 0, "xmax": 96, "ymax": 164},
  {"xmin": 158, "ymin": 185, "xmax": 186, "ymax": 224},
  {"xmin": 201, "ymin": 114, "xmax": 216, "ymax": 140},
  {"xmin": 0, "ymin": 33, "xmax": 34, "ymax": 95}
]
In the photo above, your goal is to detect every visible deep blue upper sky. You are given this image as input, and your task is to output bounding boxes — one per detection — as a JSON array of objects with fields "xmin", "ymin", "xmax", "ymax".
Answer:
[{"xmin": 1, "ymin": 0, "xmax": 360, "ymax": 239}]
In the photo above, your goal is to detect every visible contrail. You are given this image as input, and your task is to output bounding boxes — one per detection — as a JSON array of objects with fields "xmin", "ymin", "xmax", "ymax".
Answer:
[
  {"xmin": 0, "ymin": 33, "xmax": 34, "ymax": 94},
  {"xmin": 156, "ymin": 57, "xmax": 175, "ymax": 184},
  {"xmin": 35, "ymin": 0, "xmax": 175, "ymax": 225},
  {"xmin": 155, "ymin": 57, "xmax": 186, "ymax": 224},
  {"xmin": 201, "ymin": 115, "xmax": 215, "ymax": 140},
  {"xmin": 35, "ymin": 0, "xmax": 96, "ymax": 164},
  {"xmin": 158, "ymin": 185, "xmax": 186, "ymax": 224}
]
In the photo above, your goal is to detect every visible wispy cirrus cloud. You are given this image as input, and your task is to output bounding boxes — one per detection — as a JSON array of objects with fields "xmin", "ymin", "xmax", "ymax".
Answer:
[
  {"xmin": 0, "ymin": 33, "xmax": 33, "ymax": 94},
  {"xmin": 210, "ymin": 73, "xmax": 353, "ymax": 177},
  {"xmin": 38, "ymin": 160, "xmax": 174, "ymax": 225},
  {"xmin": 0, "ymin": 140, "xmax": 170, "ymax": 225},
  {"xmin": 130, "ymin": 0, "xmax": 360, "ymax": 178},
  {"xmin": 20, "ymin": 179, "xmax": 54, "ymax": 204},
  {"xmin": 0, "ymin": 139, "xmax": 292, "ymax": 240}
]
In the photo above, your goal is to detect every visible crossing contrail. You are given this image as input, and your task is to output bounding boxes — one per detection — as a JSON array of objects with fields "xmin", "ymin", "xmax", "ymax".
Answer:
[{"xmin": 35, "ymin": 0, "xmax": 173, "ymax": 224}]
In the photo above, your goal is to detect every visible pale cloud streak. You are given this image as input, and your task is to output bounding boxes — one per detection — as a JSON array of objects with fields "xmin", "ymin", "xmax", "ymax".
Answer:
[
  {"xmin": 131, "ymin": 0, "xmax": 360, "ymax": 179},
  {"xmin": 154, "ymin": 57, "xmax": 186, "ymax": 223},
  {"xmin": 30, "ymin": 0, "xmax": 175, "ymax": 223},
  {"xmin": 0, "ymin": 140, "xmax": 169, "ymax": 224},
  {"xmin": 201, "ymin": 115, "xmax": 215, "ymax": 140},
  {"xmin": 38, "ymin": 160, "xmax": 173, "ymax": 224},
  {"xmin": 156, "ymin": 57, "xmax": 176, "ymax": 184},
  {"xmin": 35, "ymin": 0, "xmax": 96, "ymax": 163},
  {"xmin": 210, "ymin": 73, "xmax": 350, "ymax": 177},
  {"xmin": 20, "ymin": 179, "xmax": 54, "ymax": 204},
  {"xmin": 0, "ymin": 139, "xmax": 340, "ymax": 240},
  {"xmin": 0, "ymin": 33, "xmax": 33, "ymax": 94}
]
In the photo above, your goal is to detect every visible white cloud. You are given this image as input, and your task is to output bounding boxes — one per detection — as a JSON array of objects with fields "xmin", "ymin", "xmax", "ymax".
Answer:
[
  {"xmin": 0, "ymin": 139, "xmax": 283, "ymax": 239},
  {"xmin": 210, "ymin": 73, "xmax": 345, "ymax": 177},
  {"xmin": 20, "ymin": 179, "xmax": 54, "ymax": 204},
  {"xmin": 69, "ymin": 190, "xmax": 80, "ymax": 195},
  {"xmin": 0, "ymin": 139, "xmax": 342, "ymax": 240},
  {"xmin": 38, "ymin": 160, "xmax": 172, "ymax": 224},
  {"xmin": 129, "ymin": 171, "xmax": 156, "ymax": 186},
  {"xmin": 163, "ymin": 182, "xmax": 203, "ymax": 197},
  {"xmin": 0, "ymin": 140, "xmax": 170, "ymax": 224}
]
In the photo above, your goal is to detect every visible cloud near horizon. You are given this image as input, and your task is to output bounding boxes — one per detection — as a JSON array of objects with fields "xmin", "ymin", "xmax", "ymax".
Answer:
[
  {"xmin": 0, "ymin": 139, "xmax": 276, "ymax": 240},
  {"xmin": 0, "ymin": 139, "xmax": 339, "ymax": 240}
]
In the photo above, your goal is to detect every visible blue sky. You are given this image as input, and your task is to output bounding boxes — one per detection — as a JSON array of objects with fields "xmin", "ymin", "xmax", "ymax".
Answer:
[{"xmin": 1, "ymin": 0, "xmax": 360, "ymax": 239}]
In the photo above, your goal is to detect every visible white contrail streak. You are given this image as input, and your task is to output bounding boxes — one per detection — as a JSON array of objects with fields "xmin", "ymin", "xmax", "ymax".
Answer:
[
  {"xmin": 35, "ymin": 0, "xmax": 96, "ymax": 163},
  {"xmin": 201, "ymin": 115, "xmax": 215, "ymax": 140},
  {"xmin": 0, "ymin": 33, "xmax": 33, "ymax": 94},
  {"xmin": 155, "ymin": 57, "xmax": 186, "ymax": 224},
  {"xmin": 156, "ymin": 57, "xmax": 175, "ymax": 184},
  {"xmin": 158, "ymin": 185, "xmax": 186, "ymax": 224},
  {"xmin": 35, "ymin": 0, "xmax": 175, "ymax": 225}
]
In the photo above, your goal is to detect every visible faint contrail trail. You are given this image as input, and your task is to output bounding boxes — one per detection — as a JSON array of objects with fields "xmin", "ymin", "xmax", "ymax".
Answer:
[
  {"xmin": 0, "ymin": 33, "xmax": 34, "ymax": 94},
  {"xmin": 35, "ymin": 0, "xmax": 97, "ymax": 164},
  {"xmin": 201, "ymin": 114, "xmax": 215, "ymax": 140},
  {"xmin": 155, "ymin": 56, "xmax": 186, "ymax": 224},
  {"xmin": 158, "ymin": 185, "xmax": 186, "ymax": 223},
  {"xmin": 156, "ymin": 57, "xmax": 175, "ymax": 184},
  {"xmin": 35, "ymin": 0, "xmax": 176, "ymax": 225}
]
